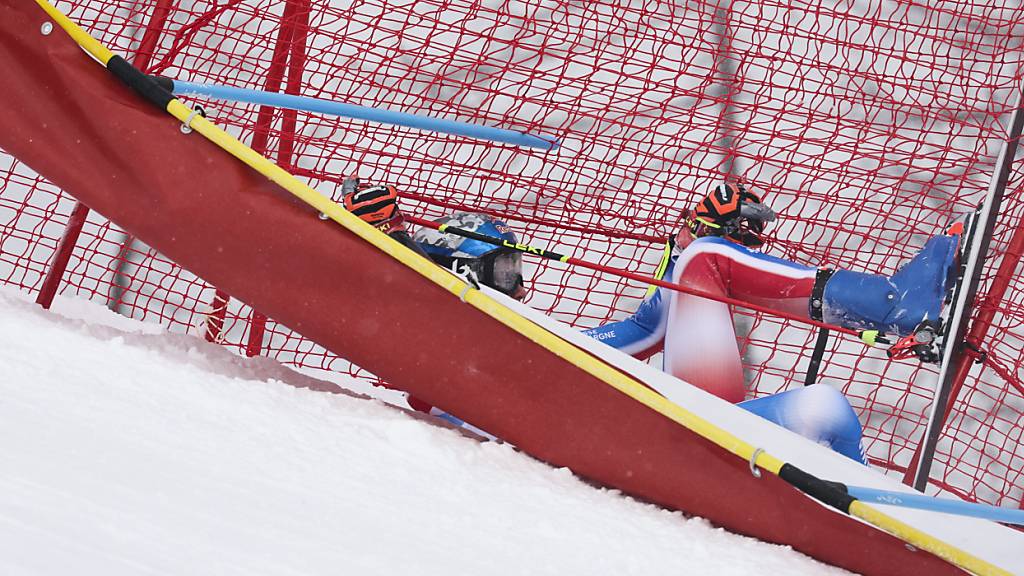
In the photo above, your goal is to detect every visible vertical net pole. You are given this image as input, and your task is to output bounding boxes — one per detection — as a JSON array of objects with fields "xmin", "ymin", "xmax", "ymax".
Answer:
[
  {"xmin": 204, "ymin": 289, "xmax": 231, "ymax": 343},
  {"xmin": 278, "ymin": 0, "xmax": 309, "ymax": 172},
  {"xmin": 243, "ymin": 0, "xmax": 310, "ymax": 358},
  {"xmin": 107, "ymin": 0, "xmax": 174, "ymax": 313}
]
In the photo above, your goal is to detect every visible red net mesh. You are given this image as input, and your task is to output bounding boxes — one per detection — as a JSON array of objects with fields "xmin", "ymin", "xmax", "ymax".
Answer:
[{"xmin": 2, "ymin": 0, "xmax": 1024, "ymax": 506}]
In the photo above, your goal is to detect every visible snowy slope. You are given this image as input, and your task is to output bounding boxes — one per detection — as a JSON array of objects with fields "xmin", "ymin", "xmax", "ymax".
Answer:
[{"xmin": 0, "ymin": 287, "xmax": 847, "ymax": 575}]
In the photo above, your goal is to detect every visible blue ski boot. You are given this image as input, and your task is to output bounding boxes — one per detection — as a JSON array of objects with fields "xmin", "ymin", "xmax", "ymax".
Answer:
[{"xmin": 810, "ymin": 233, "xmax": 961, "ymax": 338}]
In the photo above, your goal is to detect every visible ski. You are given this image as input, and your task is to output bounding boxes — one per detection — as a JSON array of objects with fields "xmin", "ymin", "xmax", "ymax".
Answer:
[{"xmin": 935, "ymin": 206, "xmax": 984, "ymax": 359}]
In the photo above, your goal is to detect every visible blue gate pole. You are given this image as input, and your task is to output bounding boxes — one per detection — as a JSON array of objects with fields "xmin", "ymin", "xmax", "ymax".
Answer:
[{"xmin": 163, "ymin": 78, "xmax": 560, "ymax": 151}]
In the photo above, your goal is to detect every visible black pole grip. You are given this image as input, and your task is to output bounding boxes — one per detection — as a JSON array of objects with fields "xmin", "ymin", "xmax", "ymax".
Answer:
[{"xmin": 106, "ymin": 56, "xmax": 174, "ymax": 110}]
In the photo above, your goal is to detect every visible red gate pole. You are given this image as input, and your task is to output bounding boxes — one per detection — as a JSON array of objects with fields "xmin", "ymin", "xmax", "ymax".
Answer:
[
  {"xmin": 241, "ymin": 0, "xmax": 310, "ymax": 357},
  {"xmin": 35, "ymin": 0, "xmax": 174, "ymax": 310}
]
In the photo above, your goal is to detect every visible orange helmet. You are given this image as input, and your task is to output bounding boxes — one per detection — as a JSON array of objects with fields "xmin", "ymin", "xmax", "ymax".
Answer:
[
  {"xmin": 690, "ymin": 182, "xmax": 775, "ymax": 247},
  {"xmin": 343, "ymin": 182, "xmax": 406, "ymax": 234}
]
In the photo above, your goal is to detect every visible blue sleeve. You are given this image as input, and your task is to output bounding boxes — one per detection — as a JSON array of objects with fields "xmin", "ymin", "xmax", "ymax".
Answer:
[{"xmin": 582, "ymin": 258, "xmax": 672, "ymax": 358}]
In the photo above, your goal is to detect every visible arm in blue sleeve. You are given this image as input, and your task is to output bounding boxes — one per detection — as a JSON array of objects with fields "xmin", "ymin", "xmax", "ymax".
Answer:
[{"xmin": 582, "ymin": 256, "xmax": 673, "ymax": 359}]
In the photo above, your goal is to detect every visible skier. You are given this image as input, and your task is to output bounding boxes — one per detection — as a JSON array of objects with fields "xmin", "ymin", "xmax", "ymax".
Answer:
[
  {"xmin": 581, "ymin": 182, "xmax": 959, "ymax": 404},
  {"xmin": 343, "ymin": 181, "xmax": 962, "ymax": 463},
  {"xmin": 578, "ymin": 182, "xmax": 959, "ymax": 464},
  {"xmin": 343, "ymin": 181, "xmax": 527, "ymax": 300},
  {"xmin": 412, "ymin": 212, "xmax": 528, "ymax": 301}
]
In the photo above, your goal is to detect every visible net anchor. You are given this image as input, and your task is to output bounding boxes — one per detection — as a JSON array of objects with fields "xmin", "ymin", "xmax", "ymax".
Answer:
[{"xmin": 180, "ymin": 105, "xmax": 206, "ymax": 134}]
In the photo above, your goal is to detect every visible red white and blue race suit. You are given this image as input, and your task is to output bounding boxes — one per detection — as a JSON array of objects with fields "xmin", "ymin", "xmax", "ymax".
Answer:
[{"xmin": 583, "ymin": 236, "xmax": 867, "ymax": 463}]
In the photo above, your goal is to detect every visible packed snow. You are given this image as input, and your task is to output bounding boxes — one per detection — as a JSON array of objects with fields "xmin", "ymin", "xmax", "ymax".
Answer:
[{"xmin": 0, "ymin": 287, "xmax": 849, "ymax": 575}]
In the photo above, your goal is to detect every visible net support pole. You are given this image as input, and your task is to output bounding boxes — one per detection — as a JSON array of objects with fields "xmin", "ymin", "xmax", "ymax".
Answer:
[
  {"xmin": 906, "ymin": 85, "xmax": 1024, "ymax": 490},
  {"xmin": 804, "ymin": 327, "xmax": 830, "ymax": 386},
  {"xmin": 35, "ymin": 0, "xmax": 173, "ymax": 310},
  {"xmin": 204, "ymin": 289, "xmax": 231, "ymax": 343},
  {"xmin": 35, "ymin": 201, "xmax": 89, "ymax": 309}
]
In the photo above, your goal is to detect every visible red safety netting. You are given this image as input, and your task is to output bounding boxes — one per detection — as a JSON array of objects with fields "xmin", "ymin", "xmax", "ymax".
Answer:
[{"xmin": 2, "ymin": 0, "xmax": 1024, "ymax": 507}]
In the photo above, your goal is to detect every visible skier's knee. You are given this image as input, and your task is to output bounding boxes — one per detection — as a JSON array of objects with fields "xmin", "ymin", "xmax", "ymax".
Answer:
[{"xmin": 801, "ymin": 384, "xmax": 863, "ymax": 437}]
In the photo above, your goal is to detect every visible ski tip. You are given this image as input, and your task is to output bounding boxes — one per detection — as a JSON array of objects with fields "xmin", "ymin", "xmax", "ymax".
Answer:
[{"xmin": 947, "ymin": 221, "xmax": 965, "ymax": 236}]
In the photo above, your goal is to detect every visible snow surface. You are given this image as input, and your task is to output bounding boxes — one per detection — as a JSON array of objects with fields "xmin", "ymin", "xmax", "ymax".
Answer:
[{"xmin": 0, "ymin": 286, "xmax": 848, "ymax": 575}]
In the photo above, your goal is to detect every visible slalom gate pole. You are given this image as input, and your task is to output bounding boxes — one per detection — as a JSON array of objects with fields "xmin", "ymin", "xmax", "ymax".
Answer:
[
  {"xmin": 405, "ymin": 215, "xmax": 887, "ymax": 346},
  {"xmin": 28, "ymin": 6, "xmax": 1013, "ymax": 573},
  {"xmin": 844, "ymin": 485, "xmax": 1024, "ymax": 526},
  {"xmin": 151, "ymin": 77, "xmax": 560, "ymax": 151}
]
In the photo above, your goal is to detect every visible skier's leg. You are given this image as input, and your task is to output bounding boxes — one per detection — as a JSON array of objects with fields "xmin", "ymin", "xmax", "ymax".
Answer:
[
  {"xmin": 664, "ymin": 290, "xmax": 744, "ymax": 402},
  {"xmin": 663, "ymin": 237, "xmax": 818, "ymax": 402},
  {"xmin": 739, "ymin": 385, "xmax": 867, "ymax": 463},
  {"xmin": 814, "ymin": 234, "xmax": 961, "ymax": 337}
]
